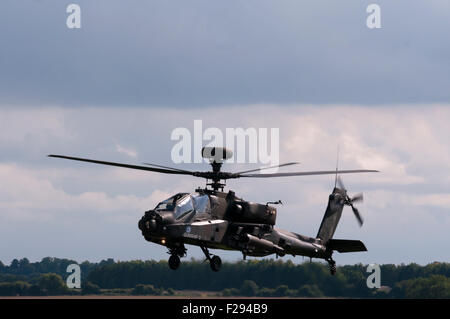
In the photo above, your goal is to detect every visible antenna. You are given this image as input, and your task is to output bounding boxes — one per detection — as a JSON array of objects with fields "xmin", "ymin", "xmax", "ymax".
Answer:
[{"xmin": 334, "ymin": 145, "xmax": 340, "ymax": 188}]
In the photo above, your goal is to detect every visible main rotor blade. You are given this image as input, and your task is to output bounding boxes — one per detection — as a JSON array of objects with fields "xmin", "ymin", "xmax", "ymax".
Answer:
[
  {"xmin": 239, "ymin": 169, "xmax": 379, "ymax": 178},
  {"xmin": 234, "ymin": 162, "xmax": 300, "ymax": 174},
  {"xmin": 48, "ymin": 155, "xmax": 196, "ymax": 176},
  {"xmin": 142, "ymin": 162, "xmax": 193, "ymax": 173}
]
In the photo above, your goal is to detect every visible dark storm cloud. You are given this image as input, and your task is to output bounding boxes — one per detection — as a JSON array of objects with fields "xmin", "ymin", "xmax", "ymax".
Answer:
[{"xmin": 0, "ymin": 0, "xmax": 449, "ymax": 107}]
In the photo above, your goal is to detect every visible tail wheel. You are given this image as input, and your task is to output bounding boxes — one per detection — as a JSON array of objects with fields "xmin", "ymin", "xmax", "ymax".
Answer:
[
  {"xmin": 168, "ymin": 255, "xmax": 180, "ymax": 270},
  {"xmin": 327, "ymin": 257, "xmax": 336, "ymax": 275},
  {"xmin": 210, "ymin": 256, "xmax": 222, "ymax": 272}
]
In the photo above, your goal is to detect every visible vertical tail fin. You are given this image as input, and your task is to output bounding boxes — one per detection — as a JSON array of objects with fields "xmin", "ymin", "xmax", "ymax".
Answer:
[{"xmin": 316, "ymin": 187, "xmax": 346, "ymax": 244}]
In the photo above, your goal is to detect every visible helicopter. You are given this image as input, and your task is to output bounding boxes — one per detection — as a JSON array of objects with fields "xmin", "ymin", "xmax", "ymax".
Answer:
[{"xmin": 49, "ymin": 146, "xmax": 378, "ymax": 275}]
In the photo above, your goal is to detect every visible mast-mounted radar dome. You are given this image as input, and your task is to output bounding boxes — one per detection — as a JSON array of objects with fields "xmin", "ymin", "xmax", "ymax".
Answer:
[{"xmin": 201, "ymin": 147, "xmax": 233, "ymax": 163}]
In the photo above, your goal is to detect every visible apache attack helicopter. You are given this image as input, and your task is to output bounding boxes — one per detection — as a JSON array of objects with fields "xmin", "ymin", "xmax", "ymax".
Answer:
[{"xmin": 49, "ymin": 147, "xmax": 378, "ymax": 275}]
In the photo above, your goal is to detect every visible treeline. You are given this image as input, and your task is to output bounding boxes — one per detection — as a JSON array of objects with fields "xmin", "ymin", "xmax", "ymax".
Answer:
[
  {"xmin": 1, "ymin": 258, "xmax": 449, "ymax": 298},
  {"xmin": 0, "ymin": 257, "xmax": 111, "ymax": 296},
  {"xmin": 86, "ymin": 259, "xmax": 450, "ymax": 298},
  {"xmin": 222, "ymin": 275, "xmax": 450, "ymax": 298},
  {"xmin": 0, "ymin": 273, "xmax": 79, "ymax": 296},
  {"xmin": 0, "ymin": 275, "xmax": 175, "ymax": 297},
  {"xmin": 0, "ymin": 257, "xmax": 112, "ymax": 282}
]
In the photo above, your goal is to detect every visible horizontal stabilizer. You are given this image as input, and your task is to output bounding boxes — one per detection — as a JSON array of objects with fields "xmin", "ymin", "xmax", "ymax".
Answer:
[{"xmin": 327, "ymin": 239, "xmax": 367, "ymax": 253}]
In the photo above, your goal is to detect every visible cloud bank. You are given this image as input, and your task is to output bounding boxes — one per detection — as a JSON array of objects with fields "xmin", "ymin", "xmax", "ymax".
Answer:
[{"xmin": 0, "ymin": 105, "xmax": 449, "ymax": 265}]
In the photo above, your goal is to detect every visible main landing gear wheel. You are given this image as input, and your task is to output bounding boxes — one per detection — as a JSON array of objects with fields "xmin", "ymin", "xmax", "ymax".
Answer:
[
  {"xmin": 210, "ymin": 256, "xmax": 222, "ymax": 272},
  {"xmin": 168, "ymin": 255, "xmax": 180, "ymax": 270},
  {"xmin": 200, "ymin": 246, "xmax": 222, "ymax": 272}
]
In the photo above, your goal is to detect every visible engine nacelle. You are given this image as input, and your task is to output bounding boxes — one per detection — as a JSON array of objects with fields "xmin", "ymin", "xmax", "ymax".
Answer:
[{"xmin": 230, "ymin": 201, "xmax": 277, "ymax": 225}]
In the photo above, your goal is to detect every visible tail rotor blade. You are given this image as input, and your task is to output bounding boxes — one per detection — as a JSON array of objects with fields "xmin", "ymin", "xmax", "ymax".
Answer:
[
  {"xmin": 337, "ymin": 176, "xmax": 364, "ymax": 227},
  {"xmin": 351, "ymin": 206, "xmax": 364, "ymax": 227},
  {"xmin": 351, "ymin": 193, "xmax": 364, "ymax": 203}
]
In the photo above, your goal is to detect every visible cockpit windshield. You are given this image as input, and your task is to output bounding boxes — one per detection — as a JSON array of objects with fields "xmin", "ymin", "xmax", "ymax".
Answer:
[
  {"xmin": 174, "ymin": 195, "xmax": 194, "ymax": 219},
  {"xmin": 155, "ymin": 193, "xmax": 211, "ymax": 219},
  {"xmin": 192, "ymin": 194, "xmax": 210, "ymax": 214},
  {"xmin": 155, "ymin": 193, "xmax": 211, "ymax": 220},
  {"xmin": 154, "ymin": 193, "xmax": 188, "ymax": 211}
]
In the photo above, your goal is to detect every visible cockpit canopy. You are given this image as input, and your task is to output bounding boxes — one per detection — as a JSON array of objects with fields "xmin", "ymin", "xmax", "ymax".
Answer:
[{"xmin": 154, "ymin": 192, "xmax": 211, "ymax": 220}]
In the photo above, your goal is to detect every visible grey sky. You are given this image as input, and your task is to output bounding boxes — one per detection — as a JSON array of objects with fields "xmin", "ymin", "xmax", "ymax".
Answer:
[
  {"xmin": 0, "ymin": 1, "xmax": 449, "ymax": 107},
  {"xmin": 0, "ymin": 1, "xmax": 449, "ymax": 266}
]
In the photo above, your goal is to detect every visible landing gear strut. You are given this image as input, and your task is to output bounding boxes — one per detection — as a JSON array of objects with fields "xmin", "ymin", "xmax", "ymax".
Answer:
[
  {"xmin": 327, "ymin": 257, "xmax": 336, "ymax": 275},
  {"xmin": 201, "ymin": 246, "xmax": 222, "ymax": 272}
]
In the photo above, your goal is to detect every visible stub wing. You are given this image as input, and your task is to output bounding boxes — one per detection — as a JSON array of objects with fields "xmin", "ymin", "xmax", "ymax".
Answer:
[{"xmin": 327, "ymin": 239, "xmax": 367, "ymax": 253}]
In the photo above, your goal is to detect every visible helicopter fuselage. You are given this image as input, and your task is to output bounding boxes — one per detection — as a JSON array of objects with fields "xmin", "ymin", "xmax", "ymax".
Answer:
[{"xmin": 138, "ymin": 189, "xmax": 329, "ymax": 260}]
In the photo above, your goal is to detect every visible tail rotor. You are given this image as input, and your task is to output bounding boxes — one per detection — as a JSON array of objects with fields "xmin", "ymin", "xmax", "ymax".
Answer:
[{"xmin": 337, "ymin": 176, "xmax": 365, "ymax": 227}]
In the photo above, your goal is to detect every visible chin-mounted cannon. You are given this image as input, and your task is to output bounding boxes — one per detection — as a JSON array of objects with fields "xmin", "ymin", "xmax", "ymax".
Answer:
[{"xmin": 138, "ymin": 210, "xmax": 175, "ymax": 235}]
